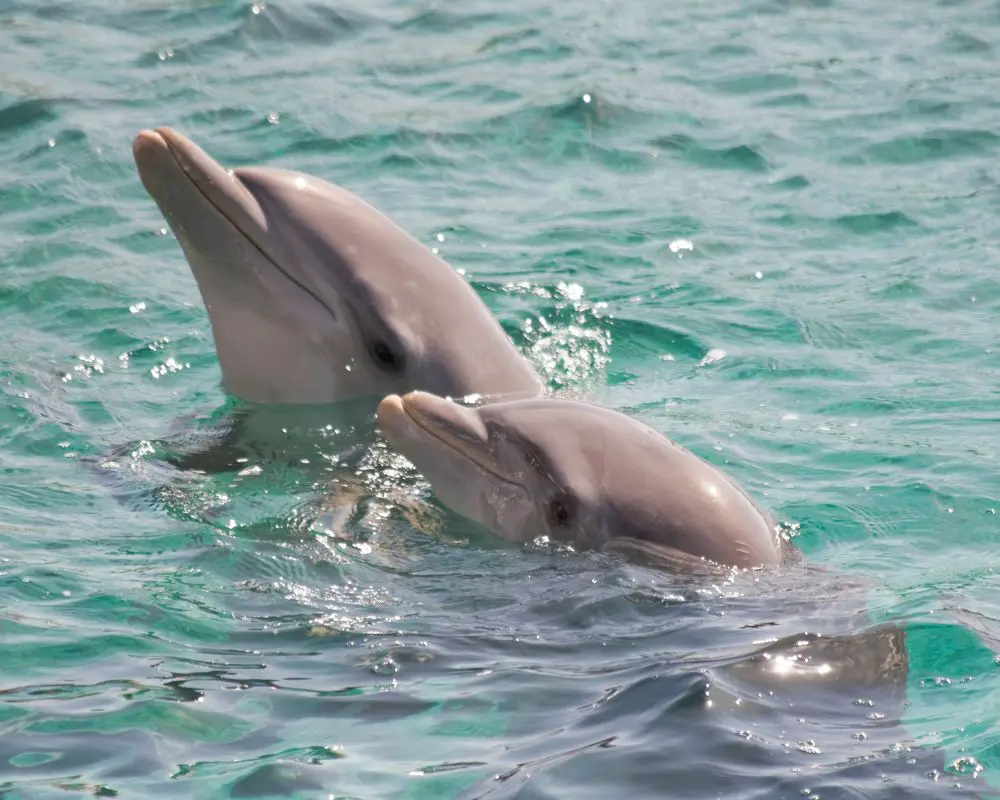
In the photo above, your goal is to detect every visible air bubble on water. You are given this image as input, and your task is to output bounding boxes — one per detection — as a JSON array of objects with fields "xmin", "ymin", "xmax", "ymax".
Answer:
[
  {"xmin": 371, "ymin": 656, "xmax": 398, "ymax": 676},
  {"xmin": 582, "ymin": 93, "xmax": 592, "ymax": 103},
  {"xmin": 950, "ymin": 756, "xmax": 983, "ymax": 777}
]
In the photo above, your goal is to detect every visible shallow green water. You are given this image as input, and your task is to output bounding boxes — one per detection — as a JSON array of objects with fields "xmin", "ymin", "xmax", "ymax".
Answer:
[{"xmin": 3, "ymin": 0, "xmax": 1000, "ymax": 797}]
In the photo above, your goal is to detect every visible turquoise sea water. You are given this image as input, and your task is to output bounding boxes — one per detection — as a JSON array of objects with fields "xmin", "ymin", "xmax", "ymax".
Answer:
[{"xmin": 4, "ymin": 0, "xmax": 1000, "ymax": 796}]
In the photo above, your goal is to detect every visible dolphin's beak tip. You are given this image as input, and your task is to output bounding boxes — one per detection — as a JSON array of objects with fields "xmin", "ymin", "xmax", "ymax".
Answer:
[
  {"xmin": 394, "ymin": 390, "xmax": 417, "ymax": 408},
  {"xmin": 132, "ymin": 129, "xmax": 167, "ymax": 161},
  {"xmin": 154, "ymin": 125, "xmax": 180, "ymax": 140},
  {"xmin": 376, "ymin": 393, "xmax": 404, "ymax": 423},
  {"xmin": 133, "ymin": 127, "xmax": 186, "ymax": 158}
]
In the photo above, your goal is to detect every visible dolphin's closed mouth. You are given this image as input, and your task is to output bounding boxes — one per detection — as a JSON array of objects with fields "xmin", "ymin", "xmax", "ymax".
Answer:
[
  {"xmin": 134, "ymin": 127, "xmax": 264, "ymax": 239},
  {"xmin": 379, "ymin": 392, "xmax": 526, "ymax": 490},
  {"xmin": 133, "ymin": 126, "xmax": 337, "ymax": 322}
]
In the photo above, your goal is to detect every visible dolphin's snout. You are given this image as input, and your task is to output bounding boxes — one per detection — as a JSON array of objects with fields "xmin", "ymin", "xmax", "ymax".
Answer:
[
  {"xmin": 133, "ymin": 126, "xmax": 268, "ymax": 243},
  {"xmin": 377, "ymin": 391, "xmax": 495, "ymax": 472},
  {"xmin": 132, "ymin": 127, "xmax": 201, "ymax": 174},
  {"xmin": 132, "ymin": 129, "xmax": 168, "ymax": 164},
  {"xmin": 397, "ymin": 391, "xmax": 489, "ymax": 448},
  {"xmin": 377, "ymin": 391, "xmax": 517, "ymax": 499},
  {"xmin": 376, "ymin": 394, "xmax": 406, "ymax": 436}
]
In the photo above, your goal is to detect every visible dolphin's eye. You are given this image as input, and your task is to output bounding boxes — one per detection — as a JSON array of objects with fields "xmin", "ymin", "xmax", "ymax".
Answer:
[
  {"xmin": 549, "ymin": 496, "xmax": 573, "ymax": 528},
  {"xmin": 371, "ymin": 340, "xmax": 404, "ymax": 372}
]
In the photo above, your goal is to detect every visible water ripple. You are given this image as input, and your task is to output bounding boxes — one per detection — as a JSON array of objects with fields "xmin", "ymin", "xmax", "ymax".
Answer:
[{"xmin": 4, "ymin": 0, "xmax": 1000, "ymax": 796}]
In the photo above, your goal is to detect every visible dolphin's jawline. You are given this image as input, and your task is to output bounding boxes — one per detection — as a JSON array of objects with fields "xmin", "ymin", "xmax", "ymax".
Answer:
[
  {"xmin": 398, "ymin": 400, "xmax": 527, "ymax": 493},
  {"xmin": 156, "ymin": 130, "xmax": 339, "ymax": 323}
]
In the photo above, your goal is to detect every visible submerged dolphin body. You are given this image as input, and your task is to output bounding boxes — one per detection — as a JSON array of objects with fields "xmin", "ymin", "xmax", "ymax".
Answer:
[
  {"xmin": 132, "ymin": 127, "xmax": 542, "ymax": 407},
  {"xmin": 377, "ymin": 391, "xmax": 787, "ymax": 570}
]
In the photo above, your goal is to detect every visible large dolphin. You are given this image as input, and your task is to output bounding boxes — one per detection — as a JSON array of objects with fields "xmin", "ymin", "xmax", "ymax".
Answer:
[
  {"xmin": 131, "ymin": 127, "xmax": 542, "ymax": 407},
  {"xmin": 377, "ymin": 391, "xmax": 788, "ymax": 570}
]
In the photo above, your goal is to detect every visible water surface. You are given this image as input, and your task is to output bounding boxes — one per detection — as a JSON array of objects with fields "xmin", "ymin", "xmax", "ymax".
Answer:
[{"xmin": 3, "ymin": 0, "xmax": 1000, "ymax": 797}]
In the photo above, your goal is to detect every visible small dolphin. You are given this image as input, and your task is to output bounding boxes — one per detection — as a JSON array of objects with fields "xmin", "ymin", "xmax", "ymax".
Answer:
[
  {"xmin": 377, "ymin": 391, "xmax": 787, "ymax": 570},
  {"xmin": 131, "ymin": 127, "xmax": 541, "ymax": 406}
]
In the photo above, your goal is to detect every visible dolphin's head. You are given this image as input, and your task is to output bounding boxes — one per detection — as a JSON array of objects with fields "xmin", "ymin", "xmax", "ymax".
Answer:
[
  {"xmin": 132, "ymin": 127, "xmax": 540, "ymax": 405},
  {"xmin": 377, "ymin": 391, "xmax": 784, "ymax": 570}
]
